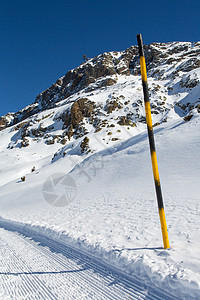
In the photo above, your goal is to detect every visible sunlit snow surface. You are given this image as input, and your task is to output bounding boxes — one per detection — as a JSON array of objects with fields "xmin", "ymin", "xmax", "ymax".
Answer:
[{"xmin": 0, "ymin": 71, "xmax": 200, "ymax": 298}]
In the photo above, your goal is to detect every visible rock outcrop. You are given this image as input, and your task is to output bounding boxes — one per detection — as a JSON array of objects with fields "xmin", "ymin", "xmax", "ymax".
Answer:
[{"xmin": 1, "ymin": 41, "xmax": 200, "ymax": 155}]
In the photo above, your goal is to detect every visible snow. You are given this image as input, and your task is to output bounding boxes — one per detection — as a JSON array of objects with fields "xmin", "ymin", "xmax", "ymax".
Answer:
[
  {"xmin": 0, "ymin": 114, "xmax": 200, "ymax": 298},
  {"xmin": 0, "ymin": 42, "xmax": 200, "ymax": 298},
  {"xmin": 0, "ymin": 224, "xmax": 178, "ymax": 299}
]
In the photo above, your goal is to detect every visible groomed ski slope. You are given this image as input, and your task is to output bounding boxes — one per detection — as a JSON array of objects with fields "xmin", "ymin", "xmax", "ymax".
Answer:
[
  {"xmin": 0, "ymin": 220, "xmax": 179, "ymax": 299},
  {"xmin": 0, "ymin": 114, "xmax": 199, "ymax": 298}
]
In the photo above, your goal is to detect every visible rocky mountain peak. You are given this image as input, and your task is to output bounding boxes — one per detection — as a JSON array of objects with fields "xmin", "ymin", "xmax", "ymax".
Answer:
[
  {"xmin": 34, "ymin": 46, "xmax": 137, "ymax": 110},
  {"xmin": 1, "ymin": 41, "xmax": 200, "ymax": 158}
]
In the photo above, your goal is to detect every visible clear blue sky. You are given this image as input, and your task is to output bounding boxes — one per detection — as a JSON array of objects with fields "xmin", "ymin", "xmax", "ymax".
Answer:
[{"xmin": 0, "ymin": 0, "xmax": 199, "ymax": 116}]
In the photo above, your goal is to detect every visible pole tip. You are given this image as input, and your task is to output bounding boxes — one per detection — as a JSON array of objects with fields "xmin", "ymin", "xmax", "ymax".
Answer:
[
  {"xmin": 136, "ymin": 34, "xmax": 144, "ymax": 56},
  {"xmin": 137, "ymin": 34, "xmax": 143, "ymax": 44}
]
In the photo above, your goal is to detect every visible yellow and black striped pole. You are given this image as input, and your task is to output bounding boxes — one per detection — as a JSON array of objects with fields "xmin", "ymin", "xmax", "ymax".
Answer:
[{"xmin": 137, "ymin": 34, "xmax": 170, "ymax": 249}]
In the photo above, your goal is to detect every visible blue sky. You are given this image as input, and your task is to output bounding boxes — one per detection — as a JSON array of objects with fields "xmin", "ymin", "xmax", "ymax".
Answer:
[{"xmin": 0, "ymin": 0, "xmax": 199, "ymax": 116}]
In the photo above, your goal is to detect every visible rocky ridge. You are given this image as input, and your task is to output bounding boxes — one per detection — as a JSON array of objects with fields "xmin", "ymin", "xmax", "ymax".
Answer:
[{"xmin": 1, "ymin": 41, "xmax": 200, "ymax": 157}]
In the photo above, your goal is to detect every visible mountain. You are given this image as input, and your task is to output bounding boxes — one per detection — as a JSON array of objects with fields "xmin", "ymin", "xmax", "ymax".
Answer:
[
  {"xmin": 0, "ymin": 41, "xmax": 200, "ymax": 299},
  {"xmin": 0, "ymin": 41, "xmax": 200, "ymax": 154}
]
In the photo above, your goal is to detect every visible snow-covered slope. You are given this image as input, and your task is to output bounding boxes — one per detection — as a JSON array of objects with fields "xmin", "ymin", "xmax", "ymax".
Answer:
[{"xmin": 0, "ymin": 41, "xmax": 200, "ymax": 299}]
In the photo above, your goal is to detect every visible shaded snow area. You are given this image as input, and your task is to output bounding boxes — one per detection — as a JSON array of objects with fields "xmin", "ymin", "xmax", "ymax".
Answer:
[{"xmin": 0, "ymin": 42, "xmax": 200, "ymax": 299}]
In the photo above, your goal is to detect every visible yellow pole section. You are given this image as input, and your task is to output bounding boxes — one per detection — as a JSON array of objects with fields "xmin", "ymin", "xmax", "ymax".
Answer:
[{"xmin": 137, "ymin": 34, "xmax": 170, "ymax": 249}]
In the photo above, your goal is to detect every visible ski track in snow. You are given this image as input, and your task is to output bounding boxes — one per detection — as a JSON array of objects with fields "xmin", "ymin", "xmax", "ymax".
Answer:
[{"xmin": 0, "ymin": 222, "xmax": 177, "ymax": 300}]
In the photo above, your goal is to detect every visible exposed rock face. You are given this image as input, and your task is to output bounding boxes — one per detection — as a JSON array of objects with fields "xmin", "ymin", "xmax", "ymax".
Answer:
[
  {"xmin": 131, "ymin": 42, "xmax": 200, "ymax": 79},
  {"xmin": 180, "ymin": 73, "xmax": 200, "ymax": 89},
  {"xmin": 0, "ymin": 113, "xmax": 15, "ymax": 131},
  {"xmin": 105, "ymin": 98, "xmax": 123, "ymax": 114},
  {"xmin": 61, "ymin": 98, "xmax": 96, "ymax": 140},
  {"xmin": 20, "ymin": 42, "xmax": 200, "ymax": 121},
  {"xmin": 62, "ymin": 98, "xmax": 96, "ymax": 127},
  {"xmin": 0, "ymin": 116, "xmax": 7, "ymax": 130},
  {"xmin": 0, "ymin": 104, "xmax": 38, "ymax": 131},
  {"xmin": 1, "ymin": 41, "xmax": 200, "ymax": 144},
  {"xmin": 117, "ymin": 116, "xmax": 136, "ymax": 127},
  {"xmin": 34, "ymin": 47, "xmax": 136, "ymax": 110},
  {"xmin": 80, "ymin": 136, "xmax": 90, "ymax": 154}
]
